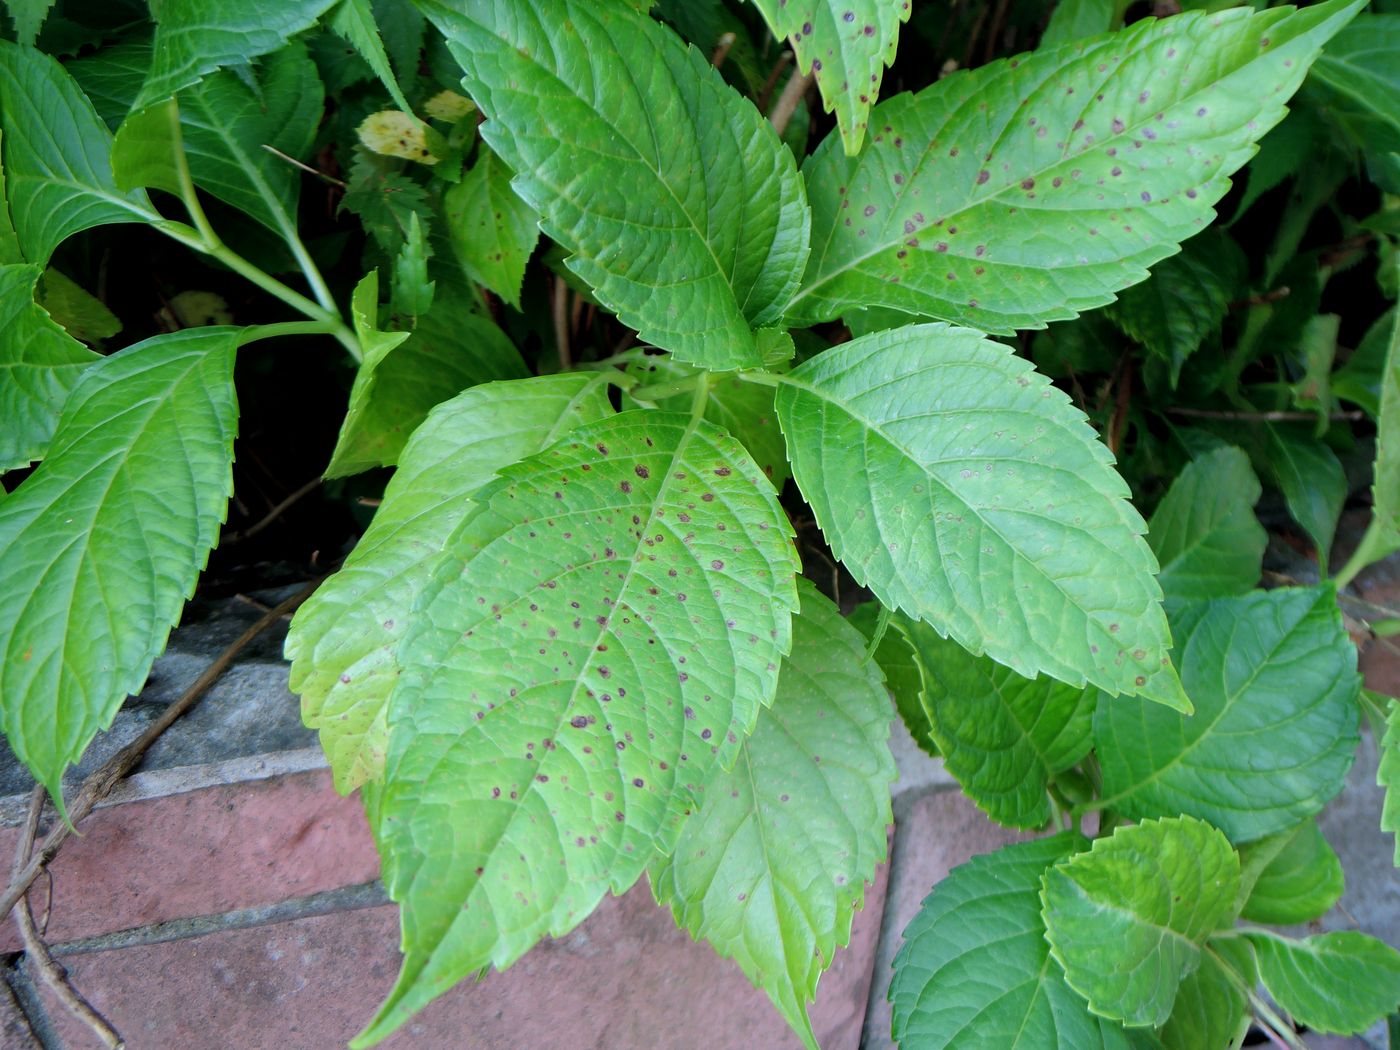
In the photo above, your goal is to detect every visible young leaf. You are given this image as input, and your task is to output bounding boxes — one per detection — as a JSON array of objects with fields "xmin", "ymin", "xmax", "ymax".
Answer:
[
  {"xmin": 1104, "ymin": 229, "xmax": 1246, "ymax": 385},
  {"xmin": 35, "ymin": 269, "xmax": 122, "ymax": 346},
  {"xmin": 783, "ymin": 1, "xmax": 1362, "ymax": 333},
  {"xmin": 898, "ymin": 616, "xmax": 1094, "ymax": 829},
  {"xmin": 357, "ymin": 410, "xmax": 800, "ymax": 1044},
  {"xmin": 1261, "ymin": 422, "xmax": 1346, "ymax": 564},
  {"xmin": 1236, "ymin": 819, "xmax": 1344, "ymax": 926},
  {"xmin": 890, "ymin": 833, "xmax": 1148, "ymax": 1049},
  {"xmin": 329, "ymin": 0, "xmax": 413, "ymax": 114},
  {"xmin": 747, "ymin": 0, "xmax": 911, "ymax": 156},
  {"xmin": 1247, "ymin": 931, "xmax": 1400, "ymax": 1035},
  {"xmin": 1381, "ymin": 697, "xmax": 1399, "ymax": 866},
  {"xmin": 443, "ymin": 147, "xmax": 540, "ymax": 309},
  {"xmin": 1095, "ymin": 586, "xmax": 1361, "ymax": 843},
  {"xmin": 390, "ymin": 212, "xmax": 435, "ymax": 322},
  {"xmin": 0, "ymin": 328, "xmax": 239, "ymax": 806},
  {"xmin": 3, "ymin": 0, "xmax": 56, "ymax": 46},
  {"xmin": 1158, "ymin": 939, "xmax": 1255, "ymax": 1050},
  {"xmin": 286, "ymin": 373, "xmax": 615, "ymax": 793},
  {"xmin": 325, "ymin": 281, "xmax": 527, "ymax": 478},
  {"xmin": 1040, "ymin": 816, "xmax": 1241, "ymax": 1027},
  {"xmin": 1147, "ymin": 446, "xmax": 1266, "ymax": 608},
  {"xmin": 0, "ymin": 263, "xmax": 101, "ymax": 472},
  {"xmin": 649, "ymin": 580, "xmax": 895, "ymax": 1050},
  {"xmin": 773, "ymin": 323, "xmax": 1185, "ymax": 708},
  {"xmin": 134, "ymin": 0, "xmax": 338, "ymax": 109},
  {"xmin": 417, "ymin": 0, "xmax": 810, "ymax": 370},
  {"xmin": 0, "ymin": 41, "xmax": 156, "ymax": 264}
]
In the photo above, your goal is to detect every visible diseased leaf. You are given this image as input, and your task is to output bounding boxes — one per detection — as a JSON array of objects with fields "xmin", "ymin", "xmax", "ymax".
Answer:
[
  {"xmin": 1380, "ymin": 697, "xmax": 1399, "ymax": 867},
  {"xmin": 443, "ymin": 147, "xmax": 539, "ymax": 309},
  {"xmin": 326, "ymin": 278, "xmax": 526, "ymax": 478},
  {"xmin": 1095, "ymin": 587, "xmax": 1361, "ymax": 844},
  {"xmin": 890, "ymin": 833, "xmax": 1146, "ymax": 1049},
  {"xmin": 330, "ymin": 0, "xmax": 413, "ymax": 113},
  {"xmin": 774, "ymin": 323, "xmax": 1185, "ymax": 708},
  {"xmin": 0, "ymin": 41, "xmax": 156, "ymax": 264},
  {"xmin": 747, "ymin": 0, "xmax": 910, "ymax": 155},
  {"xmin": 418, "ymin": 0, "xmax": 810, "ymax": 370},
  {"xmin": 784, "ymin": 1, "xmax": 1362, "ymax": 333},
  {"xmin": 357, "ymin": 410, "xmax": 799, "ymax": 1044},
  {"xmin": 1237, "ymin": 819, "xmax": 1343, "ymax": 925},
  {"xmin": 286, "ymin": 373, "xmax": 615, "ymax": 793},
  {"xmin": 0, "ymin": 263, "xmax": 101, "ymax": 471},
  {"xmin": 1040, "ymin": 816, "xmax": 1240, "ymax": 1028},
  {"xmin": 134, "ymin": 0, "xmax": 338, "ymax": 109},
  {"xmin": 1147, "ymin": 446, "xmax": 1266, "ymax": 608},
  {"xmin": 650, "ymin": 580, "xmax": 894, "ymax": 1050},
  {"xmin": 1248, "ymin": 931, "xmax": 1400, "ymax": 1035},
  {"xmin": 1261, "ymin": 422, "xmax": 1347, "ymax": 564},
  {"xmin": 1105, "ymin": 229, "xmax": 1245, "ymax": 385},
  {"xmin": 0, "ymin": 328, "xmax": 239, "ymax": 805},
  {"xmin": 899, "ymin": 616, "xmax": 1094, "ymax": 829},
  {"xmin": 1158, "ymin": 939, "xmax": 1255, "ymax": 1050}
]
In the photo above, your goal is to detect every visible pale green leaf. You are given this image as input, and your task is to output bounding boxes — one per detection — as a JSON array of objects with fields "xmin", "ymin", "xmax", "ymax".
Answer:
[
  {"xmin": 1261, "ymin": 422, "xmax": 1346, "ymax": 563},
  {"xmin": 1237, "ymin": 819, "xmax": 1343, "ymax": 925},
  {"xmin": 330, "ymin": 0, "xmax": 412, "ymax": 113},
  {"xmin": 773, "ymin": 323, "xmax": 1185, "ymax": 708},
  {"xmin": 1158, "ymin": 939, "xmax": 1255, "ymax": 1050},
  {"xmin": 1041, "ymin": 816, "xmax": 1241, "ymax": 1027},
  {"xmin": 35, "ymin": 269, "xmax": 121, "ymax": 346},
  {"xmin": 135, "ymin": 0, "xmax": 338, "ymax": 109},
  {"xmin": 325, "ymin": 279, "xmax": 526, "ymax": 478},
  {"xmin": 0, "ymin": 263, "xmax": 100, "ymax": 471},
  {"xmin": 847, "ymin": 603, "xmax": 935, "ymax": 757},
  {"xmin": 1381, "ymin": 697, "xmax": 1399, "ymax": 867},
  {"xmin": 1248, "ymin": 931, "xmax": 1400, "ymax": 1035},
  {"xmin": 443, "ymin": 147, "xmax": 539, "ymax": 309},
  {"xmin": 1095, "ymin": 586, "xmax": 1361, "ymax": 843},
  {"xmin": 1105, "ymin": 230, "xmax": 1245, "ymax": 385},
  {"xmin": 3, "ymin": 0, "xmax": 56, "ymax": 46},
  {"xmin": 0, "ymin": 328, "xmax": 239, "ymax": 805},
  {"xmin": 418, "ymin": 0, "xmax": 810, "ymax": 370},
  {"xmin": 748, "ymin": 0, "xmax": 910, "ymax": 156},
  {"xmin": 1041, "ymin": 0, "xmax": 1128, "ymax": 50},
  {"xmin": 390, "ymin": 211, "xmax": 434, "ymax": 322},
  {"xmin": 286, "ymin": 373, "xmax": 615, "ymax": 793},
  {"xmin": 0, "ymin": 41, "xmax": 156, "ymax": 264},
  {"xmin": 357, "ymin": 410, "xmax": 800, "ymax": 1044},
  {"xmin": 783, "ymin": 1, "xmax": 1362, "ymax": 333},
  {"xmin": 890, "ymin": 833, "xmax": 1146, "ymax": 1049},
  {"xmin": 899, "ymin": 615, "xmax": 1094, "ymax": 829},
  {"xmin": 1147, "ymin": 446, "xmax": 1266, "ymax": 608},
  {"xmin": 650, "ymin": 580, "xmax": 894, "ymax": 1050}
]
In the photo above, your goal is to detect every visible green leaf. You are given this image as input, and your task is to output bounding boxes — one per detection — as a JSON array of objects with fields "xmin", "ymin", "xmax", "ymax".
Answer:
[
  {"xmin": 325, "ymin": 281, "xmax": 526, "ymax": 479},
  {"xmin": 1261, "ymin": 422, "xmax": 1346, "ymax": 563},
  {"xmin": 0, "ymin": 129, "xmax": 21, "ymax": 265},
  {"xmin": 1041, "ymin": 816, "xmax": 1240, "ymax": 1027},
  {"xmin": 0, "ymin": 328, "xmax": 239, "ymax": 805},
  {"xmin": 443, "ymin": 146, "xmax": 540, "ymax": 309},
  {"xmin": 891, "ymin": 833, "xmax": 1146, "ymax": 1049},
  {"xmin": 134, "ymin": 0, "xmax": 338, "ymax": 110},
  {"xmin": 1339, "ymin": 305, "xmax": 1400, "ymax": 581},
  {"xmin": 1332, "ymin": 307, "xmax": 1394, "ymax": 419},
  {"xmin": 1158, "ymin": 939, "xmax": 1254, "ymax": 1050},
  {"xmin": 1147, "ymin": 446, "xmax": 1266, "ymax": 608},
  {"xmin": 35, "ymin": 269, "xmax": 121, "ymax": 346},
  {"xmin": 848, "ymin": 604, "xmax": 935, "ymax": 757},
  {"xmin": 286, "ymin": 373, "xmax": 615, "ymax": 793},
  {"xmin": 3, "ymin": 0, "xmax": 56, "ymax": 46},
  {"xmin": 773, "ymin": 323, "xmax": 1185, "ymax": 708},
  {"xmin": 627, "ymin": 355, "xmax": 790, "ymax": 487},
  {"xmin": 1248, "ymin": 931, "xmax": 1400, "ymax": 1035},
  {"xmin": 341, "ymin": 150, "xmax": 429, "ymax": 253},
  {"xmin": 747, "ymin": 0, "xmax": 910, "ymax": 156},
  {"xmin": 649, "ymin": 580, "xmax": 894, "ymax": 1050},
  {"xmin": 1381, "ymin": 697, "xmax": 1399, "ymax": 866},
  {"xmin": 1041, "ymin": 0, "xmax": 1128, "ymax": 50},
  {"xmin": 1104, "ymin": 230, "xmax": 1245, "ymax": 385},
  {"xmin": 898, "ymin": 616, "xmax": 1094, "ymax": 829},
  {"xmin": 67, "ymin": 36, "xmax": 153, "ymax": 131},
  {"xmin": 418, "ymin": 0, "xmax": 810, "ymax": 370},
  {"xmin": 1095, "ymin": 586, "xmax": 1361, "ymax": 843},
  {"xmin": 1307, "ymin": 14, "xmax": 1400, "ymax": 193},
  {"xmin": 0, "ymin": 41, "xmax": 156, "ymax": 264},
  {"xmin": 329, "ymin": 0, "xmax": 413, "ymax": 113},
  {"xmin": 1230, "ymin": 106, "xmax": 1325, "ymax": 223},
  {"xmin": 357, "ymin": 409, "xmax": 800, "ymax": 1045},
  {"xmin": 1236, "ymin": 819, "xmax": 1343, "ymax": 925},
  {"xmin": 783, "ymin": 1, "xmax": 1362, "ymax": 333},
  {"xmin": 390, "ymin": 211, "xmax": 435, "ymax": 322},
  {"xmin": 0, "ymin": 263, "xmax": 101, "ymax": 471}
]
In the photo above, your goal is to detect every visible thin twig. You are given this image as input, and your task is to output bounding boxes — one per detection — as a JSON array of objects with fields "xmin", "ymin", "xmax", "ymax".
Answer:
[
  {"xmin": 261, "ymin": 145, "xmax": 348, "ymax": 188},
  {"xmin": 757, "ymin": 50, "xmax": 793, "ymax": 113},
  {"xmin": 1167, "ymin": 406, "xmax": 1364, "ymax": 423},
  {"xmin": 0, "ymin": 583, "xmax": 319, "ymax": 925},
  {"xmin": 1228, "ymin": 286, "xmax": 1291, "ymax": 311},
  {"xmin": 710, "ymin": 31, "xmax": 736, "ymax": 69},
  {"xmin": 1107, "ymin": 357, "xmax": 1134, "ymax": 456},
  {"xmin": 11, "ymin": 787, "xmax": 124, "ymax": 1049},
  {"xmin": 983, "ymin": 0, "xmax": 1012, "ymax": 65},
  {"xmin": 769, "ymin": 70, "xmax": 813, "ymax": 140},
  {"xmin": 223, "ymin": 476, "xmax": 322, "ymax": 545},
  {"xmin": 552, "ymin": 276, "xmax": 572, "ymax": 371}
]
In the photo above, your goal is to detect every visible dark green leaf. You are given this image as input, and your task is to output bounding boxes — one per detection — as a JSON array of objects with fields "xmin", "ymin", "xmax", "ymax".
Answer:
[
  {"xmin": 848, "ymin": 604, "xmax": 935, "ymax": 757},
  {"xmin": 1307, "ymin": 14, "xmax": 1400, "ymax": 192},
  {"xmin": 1041, "ymin": 0, "xmax": 1128, "ymax": 50},
  {"xmin": 1261, "ymin": 422, "xmax": 1347, "ymax": 563},
  {"xmin": 4, "ymin": 0, "xmax": 57, "ymax": 46},
  {"xmin": 329, "ymin": 0, "xmax": 412, "ymax": 113},
  {"xmin": 1158, "ymin": 939, "xmax": 1255, "ymax": 1050}
]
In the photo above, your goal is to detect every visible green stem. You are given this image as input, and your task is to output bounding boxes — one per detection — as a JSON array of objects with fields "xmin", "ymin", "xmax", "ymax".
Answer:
[
  {"xmin": 238, "ymin": 321, "xmax": 344, "ymax": 345},
  {"xmin": 736, "ymin": 370, "xmax": 782, "ymax": 388},
  {"xmin": 864, "ymin": 605, "xmax": 892, "ymax": 662},
  {"xmin": 689, "ymin": 371, "xmax": 712, "ymax": 424},
  {"xmin": 633, "ymin": 375, "xmax": 706, "ymax": 403}
]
